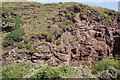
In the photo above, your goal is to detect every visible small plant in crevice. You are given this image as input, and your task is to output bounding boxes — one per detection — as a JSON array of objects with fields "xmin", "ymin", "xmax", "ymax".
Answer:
[
  {"xmin": 70, "ymin": 11, "xmax": 76, "ymax": 18},
  {"xmin": 18, "ymin": 43, "xmax": 24, "ymax": 49},
  {"xmin": 46, "ymin": 35, "xmax": 52, "ymax": 42},
  {"xmin": 88, "ymin": 19, "xmax": 93, "ymax": 24},
  {"xmin": 88, "ymin": 22, "xmax": 91, "ymax": 26},
  {"xmin": 24, "ymin": 38, "xmax": 29, "ymax": 44},
  {"xmin": 80, "ymin": 13, "xmax": 87, "ymax": 20},
  {"xmin": 38, "ymin": 42, "xmax": 43, "ymax": 46},
  {"xmin": 56, "ymin": 40, "xmax": 61, "ymax": 46},
  {"xmin": 64, "ymin": 20, "xmax": 74, "ymax": 25},
  {"xmin": 75, "ymin": 37, "xmax": 79, "ymax": 41},
  {"xmin": 63, "ymin": 40, "xmax": 68, "ymax": 45},
  {"xmin": 29, "ymin": 48, "xmax": 36, "ymax": 53},
  {"xmin": 83, "ymin": 39, "xmax": 89, "ymax": 44},
  {"xmin": 25, "ymin": 44, "xmax": 32, "ymax": 50},
  {"xmin": 105, "ymin": 25, "xmax": 107, "ymax": 28},
  {"xmin": 25, "ymin": 44, "xmax": 36, "ymax": 53},
  {"xmin": 74, "ymin": 24, "xmax": 77, "ymax": 28}
]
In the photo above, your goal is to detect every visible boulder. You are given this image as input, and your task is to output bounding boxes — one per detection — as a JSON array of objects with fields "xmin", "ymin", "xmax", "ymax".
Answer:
[
  {"xmin": 54, "ymin": 53, "xmax": 70, "ymax": 61},
  {"xmin": 36, "ymin": 45, "xmax": 50, "ymax": 53}
]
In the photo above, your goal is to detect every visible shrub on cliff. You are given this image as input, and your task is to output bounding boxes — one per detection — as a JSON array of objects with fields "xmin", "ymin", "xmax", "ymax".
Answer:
[
  {"xmin": 56, "ymin": 40, "xmax": 61, "ymax": 46},
  {"xmin": 18, "ymin": 43, "xmax": 24, "ymax": 49},
  {"xmin": 46, "ymin": 35, "xmax": 52, "ymax": 42},
  {"xmin": 91, "ymin": 58, "xmax": 120, "ymax": 74},
  {"xmin": 11, "ymin": 29, "xmax": 25, "ymax": 41},
  {"xmin": 25, "ymin": 44, "xmax": 32, "ymax": 50},
  {"xmin": 2, "ymin": 9, "xmax": 25, "ymax": 47},
  {"xmin": 80, "ymin": 13, "xmax": 87, "ymax": 20},
  {"xmin": 2, "ymin": 63, "xmax": 36, "ymax": 78},
  {"xmin": 15, "ymin": 15, "xmax": 23, "ymax": 29},
  {"xmin": 29, "ymin": 48, "xmax": 36, "ymax": 53},
  {"xmin": 24, "ymin": 38, "xmax": 29, "ymax": 44},
  {"xmin": 3, "ymin": 29, "xmax": 25, "ymax": 46}
]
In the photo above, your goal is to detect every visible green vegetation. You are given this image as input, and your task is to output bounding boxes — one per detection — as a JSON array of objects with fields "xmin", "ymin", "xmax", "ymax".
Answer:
[
  {"xmin": 88, "ymin": 22, "xmax": 91, "ymax": 26},
  {"xmin": 29, "ymin": 48, "xmax": 36, "ymax": 53},
  {"xmin": 80, "ymin": 13, "xmax": 87, "ymax": 20},
  {"xmin": 83, "ymin": 39, "xmax": 89, "ymax": 44},
  {"xmin": 44, "ymin": 43, "xmax": 49, "ymax": 46},
  {"xmin": 2, "ymin": 7, "xmax": 12, "ymax": 14},
  {"xmin": 25, "ymin": 44, "xmax": 36, "ymax": 53},
  {"xmin": 70, "ymin": 11, "xmax": 76, "ymax": 17},
  {"xmin": 32, "ymin": 66, "xmax": 62, "ymax": 79},
  {"xmin": 56, "ymin": 40, "xmax": 61, "ymax": 46},
  {"xmin": 24, "ymin": 38, "xmax": 29, "ymax": 44},
  {"xmin": 2, "ymin": 63, "xmax": 75, "ymax": 79},
  {"xmin": 25, "ymin": 44, "xmax": 32, "ymax": 50},
  {"xmin": 2, "ymin": 8, "xmax": 25, "ymax": 47},
  {"xmin": 1, "ymin": 18, "xmax": 15, "ymax": 23},
  {"xmin": 2, "ymin": 2, "xmax": 118, "ymax": 37},
  {"xmin": 88, "ymin": 19, "xmax": 93, "ymax": 24},
  {"xmin": 14, "ymin": 15, "xmax": 23, "ymax": 29},
  {"xmin": 91, "ymin": 58, "xmax": 120, "ymax": 74},
  {"xmin": 46, "ymin": 35, "xmax": 52, "ymax": 42},
  {"xmin": 32, "ymin": 64, "xmax": 75, "ymax": 79},
  {"xmin": 11, "ymin": 12, "xmax": 17, "ymax": 18},
  {"xmin": 64, "ymin": 20, "xmax": 74, "ymax": 25},
  {"xmin": 59, "ymin": 2, "xmax": 63, "ymax": 4},
  {"xmin": 10, "ymin": 29, "xmax": 25, "ymax": 41},
  {"xmin": 2, "ymin": 63, "xmax": 37, "ymax": 78},
  {"xmin": 18, "ymin": 43, "xmax": 24, "ymax": 49},
  {"xmin": 2, "ymin": 2, "xmax": 120, "ymax": 79},
  {"xmin": 75, "ymin": 38, "xmax": 79, "ymax": 41},
  {"xmin": 3, "ymin": 29, "xmax": 25, "ymax": 46},
  {"xmin": 38, "ymin": 42, "xmax": 43, "ymax": 46},
  {"xmin": 74, "ymin": 24, "xmax": 77, "ymax": 28},
  {"xmin": 63, "ymin": 40, "xmax": 68, "ymax": 45}
]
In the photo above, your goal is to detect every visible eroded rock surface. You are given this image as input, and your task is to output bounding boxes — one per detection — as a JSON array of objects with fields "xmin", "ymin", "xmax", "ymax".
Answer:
[{"xmin": 2, "ymin": 2, "xmax": 120, "ymax": 67}]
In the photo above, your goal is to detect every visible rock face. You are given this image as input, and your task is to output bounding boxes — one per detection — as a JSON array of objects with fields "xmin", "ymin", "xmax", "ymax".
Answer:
[
  {"xmin": 2, "ymin": 2, "xmax": 120, "ymax": 67},
  {"xmin": 2, "ymin": 22, "xmax": 120, "ymax": 67}
]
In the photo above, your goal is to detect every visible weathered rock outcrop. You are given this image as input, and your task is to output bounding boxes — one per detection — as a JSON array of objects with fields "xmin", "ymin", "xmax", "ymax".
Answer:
[{"xmin": 2, "ymin": 2, "xmax": 120, "ymax": 67}]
